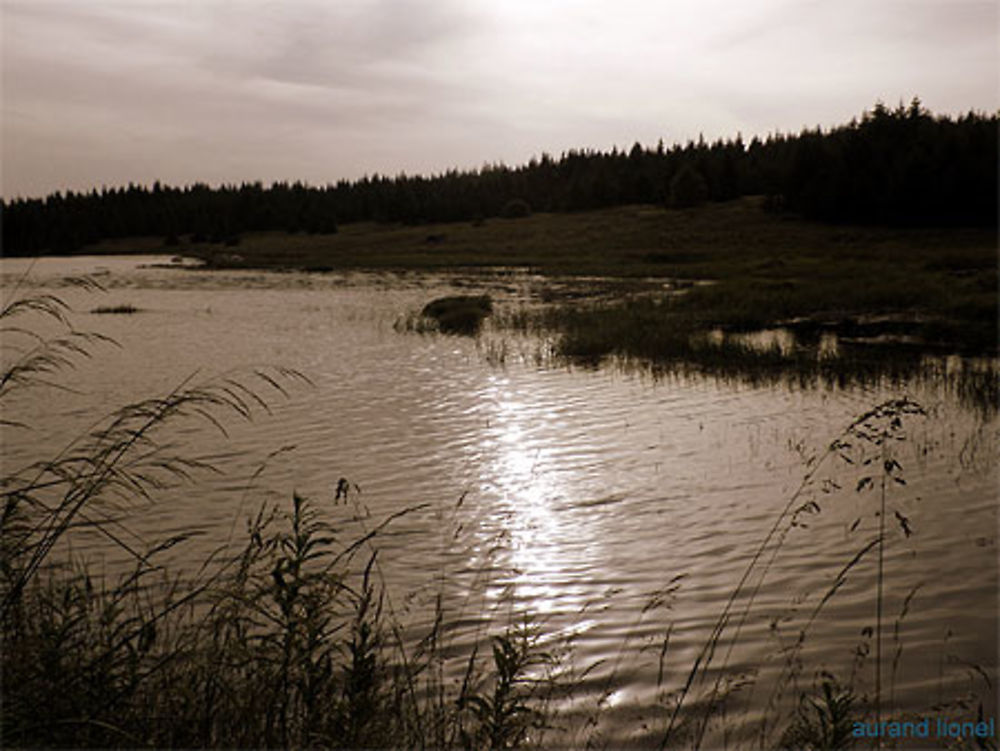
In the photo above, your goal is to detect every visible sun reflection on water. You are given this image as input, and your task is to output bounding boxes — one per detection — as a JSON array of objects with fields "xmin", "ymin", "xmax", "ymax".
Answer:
[{"xmin": 476, "ymin": 375, "xmax": 597, "ymax": 618}]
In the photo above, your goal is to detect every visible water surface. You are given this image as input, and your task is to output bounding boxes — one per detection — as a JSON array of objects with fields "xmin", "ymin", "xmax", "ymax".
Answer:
[{"xmin": 2, "ymin": 256, "xmax": 995, "ymax": 747}]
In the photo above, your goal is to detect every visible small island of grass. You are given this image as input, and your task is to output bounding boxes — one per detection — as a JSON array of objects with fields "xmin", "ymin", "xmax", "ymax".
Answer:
[{"xmin": 91, "ymin": 304, "xmax": 140, "ymax": 315}]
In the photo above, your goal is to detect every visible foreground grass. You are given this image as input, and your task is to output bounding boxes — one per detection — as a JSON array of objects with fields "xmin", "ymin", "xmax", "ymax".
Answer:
[
  {"xmin": 3, "ymin": 399, "xmax": 994, "ymax": 750},
  {"xmin": 1, "ymin": 494, "xmax": 560, "ymax": 749}
]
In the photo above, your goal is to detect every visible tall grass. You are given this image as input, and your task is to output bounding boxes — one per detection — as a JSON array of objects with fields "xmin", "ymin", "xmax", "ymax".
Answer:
[{"xmin": 2, "ymin": 489, "xmax": 565, "ymax": 748}]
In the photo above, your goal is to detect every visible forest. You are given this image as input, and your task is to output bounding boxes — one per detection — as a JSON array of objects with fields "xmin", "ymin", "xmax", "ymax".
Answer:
[{"xmin": 1, "ymin": 99, "xmax": 996, "ymax": 256}]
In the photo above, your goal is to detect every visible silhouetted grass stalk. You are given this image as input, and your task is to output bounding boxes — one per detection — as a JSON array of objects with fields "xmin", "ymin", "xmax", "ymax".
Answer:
[{"xmin": 661, "ymin": 398, "xmax": 928, "ymax": 750}]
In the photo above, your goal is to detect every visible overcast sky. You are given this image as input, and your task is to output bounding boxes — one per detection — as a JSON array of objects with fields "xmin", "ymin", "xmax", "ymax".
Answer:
[{"xmin": 2, "ymin": 0, "xmax": 996, "ymax": 199}]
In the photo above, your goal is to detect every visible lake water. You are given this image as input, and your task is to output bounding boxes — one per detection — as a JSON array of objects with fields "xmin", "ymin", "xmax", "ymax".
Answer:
[{"xmin": 2, "ymin": 255, "xmax": 996, "ymax": 747}]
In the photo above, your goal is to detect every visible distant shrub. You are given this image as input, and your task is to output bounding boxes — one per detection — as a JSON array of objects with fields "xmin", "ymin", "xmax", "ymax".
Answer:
[
  {"xmin": 501, "ymin": 198, "xmax": 532, "ymax": 219},
  {"xmin": 306, "ymin": 215, "xmax": 339, "ymax": 235}
]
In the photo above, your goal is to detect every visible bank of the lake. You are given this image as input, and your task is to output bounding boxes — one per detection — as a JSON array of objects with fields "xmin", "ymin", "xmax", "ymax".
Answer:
[{"xmin": 83, "ymin": 198, "xmax": 998, "ymax": 359}]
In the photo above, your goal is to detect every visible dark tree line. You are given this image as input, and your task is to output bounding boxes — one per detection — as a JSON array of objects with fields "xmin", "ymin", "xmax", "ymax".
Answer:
[
  {"xmin": 781, "ymin": 100, "xmax": 996, "ymax": 225},
  {"xmin": 2, "ymin": 100, "xmax": 995, "ymax": 256}
]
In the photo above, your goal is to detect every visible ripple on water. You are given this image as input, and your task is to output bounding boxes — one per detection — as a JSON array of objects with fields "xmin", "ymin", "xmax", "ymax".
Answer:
[{"xmin": 2, "ymin": 256, "xmax": 996, "ymax": 747}]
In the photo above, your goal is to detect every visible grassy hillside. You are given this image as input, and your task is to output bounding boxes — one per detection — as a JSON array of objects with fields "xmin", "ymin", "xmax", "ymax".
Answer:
[
  {"xmin": 164, "ymin": 197, "xmax": 994, "ymax": 278},
  {"xmin": 87, "ymin": 197, "xmax": 997, "ymax": 356}
]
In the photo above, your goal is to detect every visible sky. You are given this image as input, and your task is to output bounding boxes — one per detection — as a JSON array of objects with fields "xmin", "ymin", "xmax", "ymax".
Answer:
[{"xmin": 2, "ymin": 0, "xmax": 997, "ymax": 200}]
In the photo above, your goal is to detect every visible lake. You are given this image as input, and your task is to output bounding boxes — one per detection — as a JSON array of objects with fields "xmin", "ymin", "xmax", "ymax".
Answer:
[{"xmin": 1, "ymin": 255, "xmax": 996, "ymax": 747}]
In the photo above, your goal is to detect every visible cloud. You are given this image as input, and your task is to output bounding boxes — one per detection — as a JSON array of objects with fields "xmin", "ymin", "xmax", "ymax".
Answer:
[
  {"xmin": 2, "ymin": 0, "xmax": 996, "ymax": 198},
  {"xmin": 2, "ymin": 0, "xmax": 493, "ymax": 193}
]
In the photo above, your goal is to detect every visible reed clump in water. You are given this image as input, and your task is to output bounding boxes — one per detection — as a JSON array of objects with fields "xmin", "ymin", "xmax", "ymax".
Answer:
[{"xmin": 496, "ymin": 296, "xmax": 999, "ymax": 414}]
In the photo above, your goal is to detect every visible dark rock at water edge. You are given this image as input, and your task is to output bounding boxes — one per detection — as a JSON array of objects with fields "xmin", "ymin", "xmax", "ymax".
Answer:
[{"xmin": 421, "ymin": 295, "xmax": 493, "ymax": 335}]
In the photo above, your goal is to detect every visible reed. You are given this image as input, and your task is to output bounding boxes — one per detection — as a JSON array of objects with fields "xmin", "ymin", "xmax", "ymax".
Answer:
[{"xmin": 495, "ymin": 298, "xmax": 999, "ymax": 415}]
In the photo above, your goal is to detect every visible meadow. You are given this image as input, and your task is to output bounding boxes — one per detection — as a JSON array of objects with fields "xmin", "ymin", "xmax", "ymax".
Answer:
[{"xmin": 87, "ymin": 196, "xmax": 997, "ymax": 359}]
